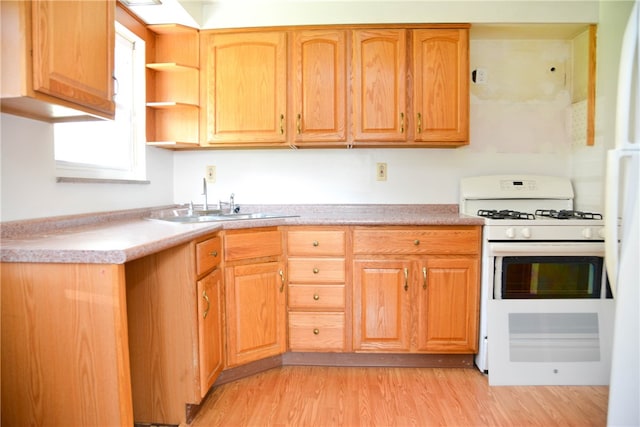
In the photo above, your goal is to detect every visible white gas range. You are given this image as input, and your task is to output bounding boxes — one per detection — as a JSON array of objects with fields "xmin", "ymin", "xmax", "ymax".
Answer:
[{"xmin": 460, "ymin": 175, "xmax": 614, "ymax": 386}]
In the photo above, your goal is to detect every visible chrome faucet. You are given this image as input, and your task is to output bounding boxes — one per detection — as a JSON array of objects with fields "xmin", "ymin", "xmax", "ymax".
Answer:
[
  {"xmin": 202, "ymin": 177, "xmax": 208, "ymax": 210},
  {"xmin": 229, "ymin": 193, "xmax": 235, "ymax": 213}
]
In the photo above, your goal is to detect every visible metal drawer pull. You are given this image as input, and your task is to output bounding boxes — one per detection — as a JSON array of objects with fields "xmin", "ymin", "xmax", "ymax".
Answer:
[
  {"xmin": 280, "ymin": 114, "xmax": 285, "ymax": 134},
  {"xmin": 417, "ymin": 112, "xmax": 422, "ymax": 134},
  {"xmin": 279, "ymin": 269, "xmax": 285, "ymax": 292},
  {"xmin": 312, "ymin": 240, "xmax": 319, "ymax": 247},
  {"xmin": 313, "ymin": 293, "xmax": 320, "ymax": 300},
  {"xmin": 414, "ymin": 239, "xmax": 420, "ymax": 245},
  {"xmin": 400, "ymin": 112, "xmax": 405, "ymax": 133},
  {"xmin": 202, "ymin": 290, "xmax": 210, "ymax": 319},
  {"xmin": 404, "ymin": 267, "xmax": 409, "ymax": 291},
  {"xmin": 313, "ymin": 328, "xmax": 320, "ymax": 335},
  {"xmin": 423, "ymin": 266, "xmax": 427, "ymax": 290},
  {"xmin": 297, "ymin": 113, "xmax": 302, "ymax": 134},
  {"xmin": 313, "ymin": 268, "xmax": 319, "ymax": 274},
  {"xmin": 209, "ymin": 250, "xmax": 218, "ymax": 257}
]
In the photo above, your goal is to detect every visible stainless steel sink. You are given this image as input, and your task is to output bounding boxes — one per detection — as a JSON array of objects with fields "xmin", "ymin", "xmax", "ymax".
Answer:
[{"xmin": 153, "ymin": 211, "xmax": 296, "ymax": 223}]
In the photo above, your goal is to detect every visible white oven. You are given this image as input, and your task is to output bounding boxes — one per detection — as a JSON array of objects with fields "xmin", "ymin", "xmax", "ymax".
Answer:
[
  {"xmin": 460, "ymin": 175, "xmax": 615, "ymax": 386},
  {"xmin": 485, "ymin": 240, "xmax": 614, "ymax": 386}
]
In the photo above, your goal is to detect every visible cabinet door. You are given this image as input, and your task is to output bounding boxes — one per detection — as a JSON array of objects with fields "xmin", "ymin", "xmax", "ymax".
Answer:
[
  {"xmin": 224, "ymin": 261, "xmax": 286, "ymax": 366},
  {"xmin": 197, "ymin": 267, "xmax": 223, "ymax": 398},
  {"xmin": 412, "ymin": 29, "xmax": 469, "ymax": 144},
  {"xmin": 292, "ymin": 29, "xmax": 347, "ymax": 145},
  {"xmin": 415, "ymin": 257, "xmax": 479, "ymax": 353},
  {"xmin": 352, "ymin": 29, "xmax": 407, "ymax": 143},
  {"xmin": 353, "ymin": 260, "xmax": 412, "ymax": 351},
  {"xmin": 203, "ymin": 31, "xmax": 288, "ymax": 145},
  {"xmin": 31, "ymin": 0, "xmax": 115, "ymax": 118}
]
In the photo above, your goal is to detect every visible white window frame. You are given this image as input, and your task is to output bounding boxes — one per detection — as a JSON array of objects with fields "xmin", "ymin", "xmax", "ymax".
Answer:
[{"xmin": 54, "ymin": 22, "xmax": 146, "ymax": 182}]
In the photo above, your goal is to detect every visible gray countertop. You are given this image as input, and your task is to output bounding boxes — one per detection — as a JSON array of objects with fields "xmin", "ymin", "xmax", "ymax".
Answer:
[{"xmin": 0, "ymin": 204, "xmax": 483, "ymax": 264}]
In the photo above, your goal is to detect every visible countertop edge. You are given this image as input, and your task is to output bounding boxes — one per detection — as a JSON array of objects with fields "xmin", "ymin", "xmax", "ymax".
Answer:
[{"xmin": 1, "ymin": 204, "xmax": 484, "ymax": 264}]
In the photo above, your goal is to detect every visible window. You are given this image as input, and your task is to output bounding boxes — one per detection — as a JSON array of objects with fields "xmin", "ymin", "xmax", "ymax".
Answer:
[{"xmin": 54, "ymin": 22, "xmax": 146, "ymax": 181}]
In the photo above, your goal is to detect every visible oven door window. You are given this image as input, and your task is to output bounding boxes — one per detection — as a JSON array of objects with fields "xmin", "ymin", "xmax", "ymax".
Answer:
[{"xmin": 500, "ymin": 256, "xmax": 604, "ymax": 299}]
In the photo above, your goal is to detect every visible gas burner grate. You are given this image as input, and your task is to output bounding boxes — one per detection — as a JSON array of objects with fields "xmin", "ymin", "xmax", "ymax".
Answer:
[
  {"xmin": 477, "ymin": 209, "xmax": 536, "ymax": 220},
  {"xmin": 535, "ymin": 209, "xmax": 603, "ymax": 220}
]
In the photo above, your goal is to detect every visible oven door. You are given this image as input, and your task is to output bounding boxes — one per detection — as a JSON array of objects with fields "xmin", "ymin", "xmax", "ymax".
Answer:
[{"xmin": 485, "ymin": 242, "xmax": 615, "ymax": 386}]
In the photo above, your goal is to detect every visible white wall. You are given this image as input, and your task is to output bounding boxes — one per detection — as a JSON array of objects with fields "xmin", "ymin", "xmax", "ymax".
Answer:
[
  {"xmin": 570, "ymin": 1, "xmax": 635, "ymax": 213},
  {"xmin": 0, "ymin": 114, "xmax": 174, "ymax": 221}
]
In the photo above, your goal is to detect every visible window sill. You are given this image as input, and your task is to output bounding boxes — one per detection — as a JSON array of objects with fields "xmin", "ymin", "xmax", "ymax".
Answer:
[{"xmin": 56, "ymin": 177, "xmax": 150, "ymax": 185}]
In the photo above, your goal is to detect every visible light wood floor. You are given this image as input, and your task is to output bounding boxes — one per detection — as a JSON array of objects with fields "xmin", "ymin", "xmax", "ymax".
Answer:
[{"xmin": 189, "ymin": 366, "xmax": 608, "ymax": 426}]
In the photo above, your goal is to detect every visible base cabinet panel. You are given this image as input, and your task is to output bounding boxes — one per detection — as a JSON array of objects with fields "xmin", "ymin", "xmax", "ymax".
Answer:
[{"xmin": 225, "ymin": 261, "xmax": 287, "ymax": 367}]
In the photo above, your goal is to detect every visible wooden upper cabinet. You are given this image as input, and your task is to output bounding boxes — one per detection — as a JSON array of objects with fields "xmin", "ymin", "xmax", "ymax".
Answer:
[
  {"xmin": 352, "ymin": 29, "xmax": 407, "ymax": 143},
  {"xmin": 412, "ymin": 28, "xmax": 469, "ymax": 145},
  {"xmin": 291, "ymin": 29, "xmax": 347, "ymax": 145},
  {"xmin": 202, "ymin": 31, "xmax": 288, "ymax": 146},
  {"xmin": 1, "ymin": 0, "xmax": 115, "ymax": 121}
]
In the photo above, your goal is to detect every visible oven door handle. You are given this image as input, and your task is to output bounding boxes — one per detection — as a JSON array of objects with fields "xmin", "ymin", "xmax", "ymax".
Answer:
[{"xmin": 487, "ymin": 242, "xmax": 605, "ymax": 256}]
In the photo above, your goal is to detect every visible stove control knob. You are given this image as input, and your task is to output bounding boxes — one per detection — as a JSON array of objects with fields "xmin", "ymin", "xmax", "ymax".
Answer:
[
  {"xmin": 505, "ymin": 228, "xmax": 515, "ymax": 239},
  {"xmin": 582, "ymin": 228, "xmax": 593, "ymax": 239},
  {"xmin": 521, "ymin": 227, "xmax": 531, "ymax": 239}
]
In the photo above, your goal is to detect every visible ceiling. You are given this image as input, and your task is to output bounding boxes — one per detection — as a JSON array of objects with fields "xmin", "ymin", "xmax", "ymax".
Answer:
[{"xmin": 123, "ymin": 0, "xmax": 592, "ymax": 39}]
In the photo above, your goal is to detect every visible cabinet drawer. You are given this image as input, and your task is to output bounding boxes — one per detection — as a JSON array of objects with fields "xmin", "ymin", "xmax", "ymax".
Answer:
[
  {"xmin": 288, "ymin": 284, "xmax": 345, "ymax": 310},
  {"xmin": 224, "ymin": 230, "xmax": 282, "ymax": 261},
  {"xmin": 288, "ymin": 258, "xmax": 345, "ymax": 283},
  {"xmin": 287, "ymin": 229, "xmax": 346, "ymax": 256},
  {"xmin": 288, "ymin": 313, "xmax": 345, "ymax": 351},
  {"xmin": 196, "ymin": 236, "xmax": 222, "ymax": 275},
  {"xmin": 353, "ymin": 227, "xmax": 480, "ymax": 255}
]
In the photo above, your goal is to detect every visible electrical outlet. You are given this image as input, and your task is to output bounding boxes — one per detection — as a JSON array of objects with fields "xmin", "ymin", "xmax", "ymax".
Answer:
[
  {"xmin": 376, "ymin": 162, "xmax": 387, "ymax": 181},
  {"xmin": 206, "ymin": 165, "xmax": 216, "ymax": 183},
  {"xmin": 473, "ymin": 68, "xmax": 488, "ymax": 84}
]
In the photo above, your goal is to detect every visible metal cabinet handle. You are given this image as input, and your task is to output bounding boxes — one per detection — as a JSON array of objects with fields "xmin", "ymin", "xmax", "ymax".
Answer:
[
  {"xmin": 414, "ymin": 239, "xmax": 420, "ymax": 245},
  {"xmin": 313, "ymin": 328, "xmax": 320, "ymax": 335},
  {"xmin": 280, "ymin": 114, "xmax": 285, "ymax": 134},
  {"xmin": 312, "ymin": 240, "xmax": 319, "ymax": 247},
  {"xmin": 279, "ymin": 269, "xmax": 285, "ymax": 292},
  {"xmin": 417, "ymin": 112, "xmax": 422, "ymax": 134},
  {"xmin": 313, "ymin": 268, "xmax": 319, "ymax": 274},
  {"xmin": 404, "ymin": 267, "xmax": 409, "ymax": 291},
  {"xmin": 400, "ymin": 112, "xmax": 405, "ymax": 133},
  {"xmin": 313, "ymin": 293, "xmax": 320, "ymax": 301},
  {"xmin": 202, "ymin": 290, "xmax": 210, "ymax": 319},
  {"xmin": 297, "ymin": 113, "xmax": 302, "ymax": 134},
  {"xmin": 423, "ymin": 266, "xmax": 427, "ymax": 290},
  {"xmin": 209, "ymin": 250, "xmax": 218, "ymax": 257}
]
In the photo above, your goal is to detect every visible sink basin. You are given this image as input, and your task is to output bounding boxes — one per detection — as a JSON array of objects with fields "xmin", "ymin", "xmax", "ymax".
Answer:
[{"xmin": 154, "ymin": 212, "xmax": 296, "ymax": 223}]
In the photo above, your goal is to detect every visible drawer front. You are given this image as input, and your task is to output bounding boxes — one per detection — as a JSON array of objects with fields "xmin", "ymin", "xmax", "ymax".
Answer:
[
  {"xmin": 224, "ymin": 230, "xmax": 282, "ymax": 261},
  {"xmin": 288, "ymin": 284, "xmax": 345, "ymax": 310},
  {"xmin": 288, "ymin": 258, "xmax": 345, "ymax": 283},
  {"xmin": 196, "ymin": 235, "xmax": 222, "ymax": 275},
  {"xmin": 353, "ymin": 227, "xmax": 480, "ymax": 255},
  {"xmin": 288, "ymin": 313, "xmax": 345, "ymax": 351},
  {"xmin": 287, "ymin": 229, "xmax": 346, "ymax": 256}
]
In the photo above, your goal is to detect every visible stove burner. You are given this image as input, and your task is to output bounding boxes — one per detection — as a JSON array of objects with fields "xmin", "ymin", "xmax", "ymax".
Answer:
[
  {"xmin": 535, "ymin": 209, "xmax": 603, "ymax": 220},
  {"xmin": 477, "ymin": 209, "xmax": 536, "ymax": 220}
]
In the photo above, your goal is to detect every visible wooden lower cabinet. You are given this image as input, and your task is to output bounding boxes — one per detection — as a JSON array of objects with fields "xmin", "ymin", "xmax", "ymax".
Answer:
[
  {"xmin": 416, "ymin": 258, "xmax": 479, "ymax": 352},
  {"xmin": 126, "ymin": 233, "xmax": 223, "ymax": 425},
  {"xmin": 223, "ymin": 228, "xmax": 286, "ymax": 367},
  {"xmin": 353, "ymin": 226, "xmax": 481, "ymax": 354},
  {"xmin": 353, "ymin": 260, "xmax": 412, "ymax": 351},
  {"xmin": 197, "ymin": 266, "xmax": 224, "ymax": 397},
  {"xmin": 286, "ymin": 227, "xmax": 350, "ymax": 352}
]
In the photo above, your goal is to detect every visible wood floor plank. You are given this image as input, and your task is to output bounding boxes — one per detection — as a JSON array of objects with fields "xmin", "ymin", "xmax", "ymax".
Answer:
[{"xmin": 188, "ymin": 366, "xmax": 608, "ymax": 426}]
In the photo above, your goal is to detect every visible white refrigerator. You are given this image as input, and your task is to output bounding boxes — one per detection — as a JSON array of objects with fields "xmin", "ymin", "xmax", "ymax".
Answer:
[{"xmin": 605, "ymin": 0, "xmax": 640, "ymax": 425}]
